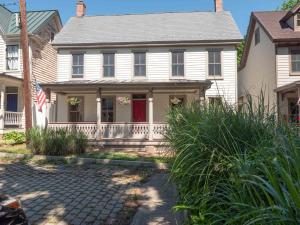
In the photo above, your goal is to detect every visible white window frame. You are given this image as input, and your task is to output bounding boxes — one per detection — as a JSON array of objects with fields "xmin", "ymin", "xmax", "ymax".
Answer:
[
  {"xmin": 71, "ymin": 53, "xmax": 85, "ymax": 79},
  {"xmin": 207, "ymin": 48, "xmax": 223, "ymax": 79},
  {"xmin": 170, "ymin": 50, "xmax": 185, "ymax": 79},
  {"xmin": 103, "ymin": 52, "xmax": 116, "ymax": 78},
  {"xmin": 6, "ymin": 44, "xmax": 20, "ymax": 72},
  {"xmin": 133, "ymin": 51, "xmax": 147, "ymax": 78}
]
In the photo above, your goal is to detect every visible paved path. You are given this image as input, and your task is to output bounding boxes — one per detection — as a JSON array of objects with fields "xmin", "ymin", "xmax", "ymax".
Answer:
[
  {"xmin": 0, "ymin": 160, "xmax": 143, "ymax": 225},
  {"xmin": 131, "ymin": 173, "xmax": 184, "ymax": 225}
]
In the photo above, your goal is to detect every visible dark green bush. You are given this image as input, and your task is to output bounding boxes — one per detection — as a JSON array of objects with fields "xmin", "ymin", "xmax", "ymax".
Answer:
[
  {"xmin": 27, "ymin": 128, "xmax": 87, "ymax": 156},
  {"xmin": 166, "ymin": 97, "xmax": 300, "ymax": 224},
  {"xmin": 3, "ymin": 131, "xmax": 26, "ymax": 145}
]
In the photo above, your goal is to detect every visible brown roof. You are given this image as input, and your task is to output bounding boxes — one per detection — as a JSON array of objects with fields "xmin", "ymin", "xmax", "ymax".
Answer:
[
  {"xmin": 254, "ymin": 11, "xmax": 300, "ymax": 42},
  {"xmin": 239, "ymin": 10, "xmax": 300, "ymax": 70}
]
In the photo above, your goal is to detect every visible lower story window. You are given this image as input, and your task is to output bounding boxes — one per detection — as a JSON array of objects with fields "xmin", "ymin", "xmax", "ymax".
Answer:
[
  {"xmin": 102, "ymin": 97, "xmax": 115, "ymax": 122},
  {"xmin": 68, "ymin": 96, "xmax": 84, "ymax": 122}
]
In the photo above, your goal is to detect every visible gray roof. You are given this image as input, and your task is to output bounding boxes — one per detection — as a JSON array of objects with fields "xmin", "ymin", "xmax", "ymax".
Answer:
[{"xmin": 53, "ymin": 11, "xmax": 242, "ymax": 46}]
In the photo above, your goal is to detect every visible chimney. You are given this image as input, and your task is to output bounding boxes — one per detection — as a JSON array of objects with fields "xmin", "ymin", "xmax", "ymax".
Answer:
[
  {"xmin": 214, "ymin": 0, "xmax": 223, "ymax": 12},
  {"xmin": 76, "ymin": 0, "xmax": 86, "ymax": 17}
]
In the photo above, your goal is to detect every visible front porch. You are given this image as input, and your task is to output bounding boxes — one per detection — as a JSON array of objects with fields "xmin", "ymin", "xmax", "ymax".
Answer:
[
  {"xmin": 43, "ymin": 80, "xmax": 211, "ymax": 143},
  {"xmin": 0, "ymin": 74, "xmax": 25, "ymax": 134},
  {"xmin": 276, "ymin": 81, "xmax": 300, "ymax": 124}
]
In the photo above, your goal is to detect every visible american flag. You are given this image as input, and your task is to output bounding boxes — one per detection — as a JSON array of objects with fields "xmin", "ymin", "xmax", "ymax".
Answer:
[{"xmin": 35, "ymin": 81, "xmax": 46, "ymax": 112}]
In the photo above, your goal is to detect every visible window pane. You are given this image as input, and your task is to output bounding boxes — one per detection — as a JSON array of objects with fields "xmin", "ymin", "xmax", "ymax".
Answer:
[
  {"xmin": 208, "ymin": 52, "xmax": 214, "ymax": 63},
  {"xmin": 215, "ymin": 52, "xmax": 221, "ymax": 63},
  {"xmin": 178, "ymin": 52, "xmax": 184, "ymax": 63},
  {"xmin": 215, "ymin": 64, "xmax": 222, "ymax": 76},
  {"xmin": 172, "ymin": 53, "xmax": 177, "ymax": 64},
  {"xmin": 172, "ymin": 65, "xmax": 178, "ymax": 76},
  {"xmin": 73, "ymin": 54, "xmax": 83, "ymax": 66},
  {"xmin": 178, "ymin": 65, "xmax": 184, "ymax": 76},
  {"xmin": 6, "ymin": 45, "xmax": 19, "ymax": 70},
  {"xmin": 209, "ymin": 64, "xmax": 215, "ymax": 76},
  {"xmin": 292, "ymin": 62, "xmax": 300, "ymax": 72}
]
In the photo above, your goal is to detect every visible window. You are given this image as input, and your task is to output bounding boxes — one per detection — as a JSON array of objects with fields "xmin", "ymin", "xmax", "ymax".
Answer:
[
  {"xmin": 208, "ymin": 49, "xmax": 222, "ymax": 77},
  {"xmin": 255, "ymin": 28, "xmax": 260, "ymax": 45},
  {"xmin": 72, "ymin": 54, "xmax": 84, "ymax": 78},
  {"xmin": 296, "ymin": 14, "xmax": 300, "ymax": 27},
  {"xmin": 50, "ymin": 32, "xmax": 55, "ymax": 42},
  {"xmin": 6, "ymin": 45, "xmax": 19, "ymax": 70},
  {"xmin": 102, "ymin": 97, "xmax": 115, "ymax": 122},
  {"xmin": 172, "ymin": 51, "xmax": 184, "ymax": 77},
  {"xmin": 103, "ymin": 53, "xmax": 115, "ymax": 77},
  {"xmin": 134, "ymin": 52, "xmax": 146, "ymax": 76},
  {"xmin": 291, "ymin": 49, "xmax": 300, "ymax": 74},
  {"xmin": 68, "ymin": 97, "xmax": 84, "ymax": 122},
  {"xmin": 170, "ymin": 95, "xmax": 185, "ymax": 108}
]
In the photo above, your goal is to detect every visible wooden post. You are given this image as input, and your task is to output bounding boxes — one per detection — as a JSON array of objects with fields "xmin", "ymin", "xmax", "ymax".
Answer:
[
  {"xmin": 45, "ymin": 89, "xmax": 51, "ymax": 127},
  {"xmin": 148, "ymin": 89, "xmax": 154, "ymax": 141},
  {"xmin": 19, "ymin": 0, "xmax": 32, "ymax": 133},
  {"xmin": 0, "ymin": 85, "xmax": 5, "ymax": 133},
  {"xmin": 96, "ymin": 88, "xmax": 102, "ymax": 139}
]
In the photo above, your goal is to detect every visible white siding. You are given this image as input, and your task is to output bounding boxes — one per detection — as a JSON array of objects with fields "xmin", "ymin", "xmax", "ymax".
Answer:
[
  {"xmin": 276, "ymin": 47, "xmax": 300, "ymax": 87},
  {"xmin": 0, "ymin": 34, "xmax": 5, "ymax": 73},
  {"xmin": 56, "ymin": 46, "xmax": 238, "ymax": 104},
  {"xmin": 238, "ymin": 22, "xmax": 277, "ymax": 108}
]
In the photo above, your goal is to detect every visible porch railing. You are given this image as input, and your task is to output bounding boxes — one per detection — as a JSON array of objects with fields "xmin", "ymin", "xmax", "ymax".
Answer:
[
  {"xmin": 4, "ymin": 111, "xmax": 23, "ymax": 127},
  {"xmin": 47, "ymin": 122, "xmax": 168, "ymax": 140}
]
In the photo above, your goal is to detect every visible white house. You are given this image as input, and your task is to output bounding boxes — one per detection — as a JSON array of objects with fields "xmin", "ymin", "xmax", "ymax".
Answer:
[
  {"xmin": 239, "ymin": 3, "xmax": 300, "ymax": 123},
  {"xmin": 0, "ymin": 5, "xmax": 62, "ymax": 134},
  {"xmin": 42, "ymin": 0, "xmax": 242, "ymax": 146}
]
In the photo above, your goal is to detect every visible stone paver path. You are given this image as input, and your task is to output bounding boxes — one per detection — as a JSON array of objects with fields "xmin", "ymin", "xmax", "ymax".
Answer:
[{"xmin": 0, "ymin": 160, "xmax": 144, "ymax": 225}]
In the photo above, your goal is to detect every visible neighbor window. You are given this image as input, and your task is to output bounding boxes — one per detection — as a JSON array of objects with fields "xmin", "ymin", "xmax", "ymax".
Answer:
[
  {"xmin": 255, "ymin": 28, "xmax": 260, "ymax": 45},
  {"xmin": 102, "ymin": 97, "xmax": 115, "ymax": 122},
  {"xmin": 134, "ymin": 52, "xmax": 146, "ymax": 77},
  {"xmin": 291, "ymin": 49, "xmax": 300, "ymax": 74},
  {"xmin": 209, "ymin": 97, "xmax": 222, "ymax": 107},
  {"xmin": 172, "ymin": 51, "xmax": 184, "ymax": 77},
  {"xmin": 208, "ymin": 49, "xmax": 222, "ymax": 77},
  {"xmin": 296, "ymin": 14, "xmax": 300, "ymax": 27},
  {"xmin": 103, "ymin": 53, "xmax": 115, "ymax": 77},
  {"xmin": 6, "ymin": 45, "xmax": 19, "ymax": 70},
  {"xmin": 72, "ymin": 54, "xmax": 84, "ymax": 78},
  {"xmin": 68, "ymin": 96, "xmax": 84, "ymax": 122}
]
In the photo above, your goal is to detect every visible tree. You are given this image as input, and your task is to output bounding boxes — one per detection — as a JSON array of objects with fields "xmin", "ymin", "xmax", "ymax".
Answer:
[
  {"xmin": 237, "ymin": 39, "xmax": 245, "ymax": 65},
  {"xmin": 280, "ymin": 0, "xmax": 299, "ymax": 10}
]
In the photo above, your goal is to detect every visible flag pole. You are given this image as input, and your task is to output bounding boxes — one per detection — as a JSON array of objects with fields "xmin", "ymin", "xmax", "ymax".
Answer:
[{"xmin": 19, "ymin": 0, "xmax": 32, "ymax": 134}]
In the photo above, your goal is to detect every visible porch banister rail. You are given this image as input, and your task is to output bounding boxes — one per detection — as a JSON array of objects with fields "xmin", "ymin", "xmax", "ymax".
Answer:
[{"xmin": 4, "ymin": 111, "xmax": 23, "ymax": 126}]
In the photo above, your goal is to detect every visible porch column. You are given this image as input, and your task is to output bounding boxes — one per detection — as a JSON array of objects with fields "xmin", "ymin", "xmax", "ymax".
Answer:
[
  {"xmin": 148, "ymin": 89, "xmax": 154, "ymax": 141},
  {"xmin": 0, "ymin": 85, "xmax": 5, "ymax": 133},
  {"xmin": 96, "ymin": 88, "xmax": 102, "ymax": 139},
  {"xmin": 45, "ymin": 89, "xmax": 51, "ymax": 127},
  {"xmin": 199, "ymin": 87, "xmax": 206, "ymax": 105}
]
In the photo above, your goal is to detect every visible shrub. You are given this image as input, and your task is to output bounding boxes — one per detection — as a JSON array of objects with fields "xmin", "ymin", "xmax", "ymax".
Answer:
[
  {"xmin": 166, "ymin": 97, "xmax": 300, "ymax": 224},
  {"xmin": 27, "ymin": 128, "xmax": 87, "ymax": 156},
  {"xmin": 3, "ymin": 131, "xmax": 26, "ymax": 145}
]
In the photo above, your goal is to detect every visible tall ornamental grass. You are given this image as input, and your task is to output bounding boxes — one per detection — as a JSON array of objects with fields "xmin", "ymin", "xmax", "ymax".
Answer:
[
  {"xmin": 27, "ymin": 128, "xmax": 87, "ymax": 156},
  {"xmin": 166, "ymin": 97, "xmax": 300, "ymax": 224}
]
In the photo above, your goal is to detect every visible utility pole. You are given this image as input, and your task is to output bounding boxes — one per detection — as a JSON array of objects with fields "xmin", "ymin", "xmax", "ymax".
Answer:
[{"xmin": 19, "ymin": 0, "xmax": 32, "ymax": 132}]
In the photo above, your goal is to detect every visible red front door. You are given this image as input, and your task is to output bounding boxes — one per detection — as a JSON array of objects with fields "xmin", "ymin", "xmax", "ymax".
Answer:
[{"xmin": 132, "ymin": 99, "xmax": 146, "ymax": 122}]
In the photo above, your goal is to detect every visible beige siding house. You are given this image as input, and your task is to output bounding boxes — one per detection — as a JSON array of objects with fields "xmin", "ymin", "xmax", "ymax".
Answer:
[
  {"xmin": 239, "ymin": 3, "xmax": 300, "ymax": 123},
  {"xmin": 42, "ymin": 0, "xmax": 242, "ymax": 146},
  {"xmin": 0, "ymin": 5, "xmax": 62, "ymax": 134}
]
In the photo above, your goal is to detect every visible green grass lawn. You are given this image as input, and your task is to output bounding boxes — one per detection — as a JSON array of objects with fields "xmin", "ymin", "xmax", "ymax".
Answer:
[{"xmin": 0, "ymin": 144, "xmax": 170, "ymax": 163}]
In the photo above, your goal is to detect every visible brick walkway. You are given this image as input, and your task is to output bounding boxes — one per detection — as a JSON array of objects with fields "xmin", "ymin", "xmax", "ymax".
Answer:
[{"xmin": 0, "ymin": 160, "xmax": 144, "ymax": 225}]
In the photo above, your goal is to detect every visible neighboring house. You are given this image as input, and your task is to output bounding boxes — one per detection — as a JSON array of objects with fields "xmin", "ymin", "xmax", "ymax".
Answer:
[
  {"xmin": 42, "ymin": 0, "xmax": 242, "ymax": 146},
  {"xmin": 238, "ymin": 3, "xmax": 300, "ymax": 123},
  {"xmin": 0, "ymin": 5, "xmax": 62, "ymax": 134}
]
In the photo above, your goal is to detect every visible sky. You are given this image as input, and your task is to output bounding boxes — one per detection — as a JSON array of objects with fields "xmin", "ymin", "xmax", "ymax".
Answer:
[{"xmin": 1, "ymin": 0, "xmax": 286, "ymax": 35}]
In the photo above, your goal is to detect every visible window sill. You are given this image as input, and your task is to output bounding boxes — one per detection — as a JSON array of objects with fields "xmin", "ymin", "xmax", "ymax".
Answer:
[
  {"xmin": 290, "ymin": 73, "xmax": 300, "ymax": 76},
  {"xmin": 207, "ymin": 76, "xmax": 224, "ymax": 80},
  {"xmin": 170, "ymin": 76, "xmax": 185, "ymax": 80}
]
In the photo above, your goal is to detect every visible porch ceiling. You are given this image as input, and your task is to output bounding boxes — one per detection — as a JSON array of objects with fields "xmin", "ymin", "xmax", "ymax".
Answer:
[
  {"xmin": 41, "ymin": 79, "xmax": 212, "ymax": 92},
  {"xmin": 0, "ymin": 73, "xmax": 23, "ymax": 85}
]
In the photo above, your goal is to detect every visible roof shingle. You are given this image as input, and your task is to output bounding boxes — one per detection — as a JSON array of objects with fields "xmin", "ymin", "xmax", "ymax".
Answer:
[{"xmin": 53, "ymin": 11, "xmax": 242, "ymax": 45}]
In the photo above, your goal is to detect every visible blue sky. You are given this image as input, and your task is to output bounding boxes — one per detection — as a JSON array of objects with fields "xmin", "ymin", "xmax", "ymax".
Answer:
[{"xmin": 4, "ymin": 0, "xmax": 285, "ymax": 35}]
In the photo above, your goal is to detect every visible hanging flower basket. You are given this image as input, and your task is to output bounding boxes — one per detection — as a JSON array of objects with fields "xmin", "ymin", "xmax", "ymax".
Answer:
[
  {"xmin": 170, "ymin": 97, "xmax": 182, "ymax": 105},
  {"xmin": 117, "ymin": 97, "xmax": 131, "ymax": 105},
  {"xmin": 67, "ymin": 97, "xmax": 81, "ymax": 106}
]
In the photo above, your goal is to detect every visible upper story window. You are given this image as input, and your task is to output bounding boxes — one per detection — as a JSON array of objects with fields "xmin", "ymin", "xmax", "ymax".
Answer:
[
  {"xmin": 103, "ymin": 53, "xmax": 115, "ymax": 77},
  {"xmin": 208, "ymin": 49, "xmax": 222, "ymax": 77},
  {"xmin": 72, "ymin": 54, "xmax": 84, "ymax": 78},
  {"xmin": 134, "ymin": 52, "xmax": 146, "ymax": 77},
  {"xmin": 296, "ymin": 14, "xmax": 300, "ymax": 27},
  {"xmin": 291, "ymin": 49, "xmax": 300, "ymax": 74},
  {"xmin": 255, "ymin": 28, "xmax": 260, "ymax": 45},
  {"xmin": 6, "ymin": 45, "xmax": 19, "ymax": 71},
  {"xmin": 172, "ymin": 51, "xmax": 184, "ymax": 77}
]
